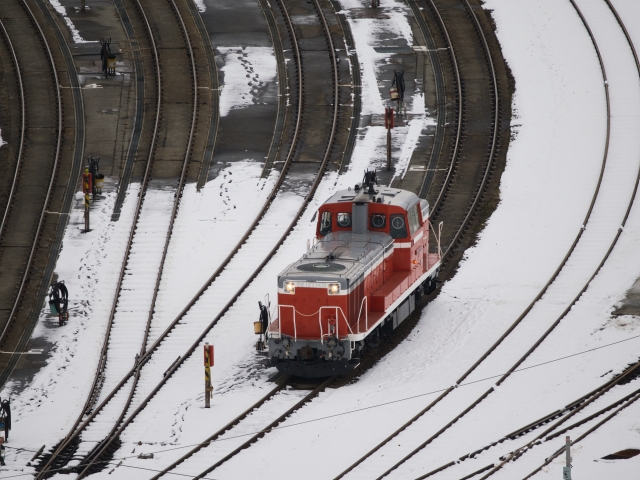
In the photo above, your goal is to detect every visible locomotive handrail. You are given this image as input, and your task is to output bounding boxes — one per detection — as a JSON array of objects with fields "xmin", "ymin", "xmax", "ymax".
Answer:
[{"xmin": 278, "ymin": 302, "xmax": 364, "ymax": 344}]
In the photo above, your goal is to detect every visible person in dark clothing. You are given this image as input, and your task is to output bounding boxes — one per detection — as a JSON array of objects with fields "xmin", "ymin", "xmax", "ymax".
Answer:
[{"xmin": 1, "ymin": 400, "xmax": 10, "ymax": 441}]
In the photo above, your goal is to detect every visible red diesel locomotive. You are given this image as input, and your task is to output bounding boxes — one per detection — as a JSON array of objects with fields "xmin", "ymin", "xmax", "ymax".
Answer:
[{"xmin": 261, "ymin": 172, "xmax": 441, "ymax": 377}]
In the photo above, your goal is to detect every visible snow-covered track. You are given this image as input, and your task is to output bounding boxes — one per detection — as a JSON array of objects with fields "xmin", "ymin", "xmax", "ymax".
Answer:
[
  {"xmin": 333, "ymin": 0, "xmax": 498, "ymax": 475},
  {"xmin": 35, "ymin": 0, "xmax": 199, "ymax": 474},
  {"xmin": 149, "ymin": 376, "xmax": 336, "ymax": 479},
  {"xmin": 409, "ymin": 359, "xmax": 640, "ymax": 478},
  {"xmin": 69, "ymin": 0, "xmax": 343, "ymax": 474},
  {"xmin": 37, "ymin": 0, "xmax": 349, "ymax": 475},
  {"xmin": 0, "ymin": 0, "xmax": 65, "ymax": 367},
  {"xmin": 334, "ymin": 0, "xmax": 640, "ymax": 477}
]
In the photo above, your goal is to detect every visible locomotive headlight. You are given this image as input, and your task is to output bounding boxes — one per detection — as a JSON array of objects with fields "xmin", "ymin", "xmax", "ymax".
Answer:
[
  {"xmin": 328, "ymin": 283, "xmax": 340, "ymax": 295},
  {"xmin": 284, "ymin": 281, "xmax": 295, "ymax": 294}
]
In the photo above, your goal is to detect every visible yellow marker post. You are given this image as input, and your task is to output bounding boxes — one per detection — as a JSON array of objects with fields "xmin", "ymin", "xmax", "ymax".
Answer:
[{"xmin": 204, "ymin": 343, "xmax": 213, "ymax": 408}]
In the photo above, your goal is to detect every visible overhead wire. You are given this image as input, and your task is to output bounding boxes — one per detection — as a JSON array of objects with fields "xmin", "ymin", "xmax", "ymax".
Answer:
[{"xmin": 2, "ymin": 332, "xmax": 638, "ymax": 479}]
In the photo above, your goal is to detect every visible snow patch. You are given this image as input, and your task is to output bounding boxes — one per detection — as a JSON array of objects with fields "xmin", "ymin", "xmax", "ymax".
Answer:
[{"xmin": 219, "ymin": 47, "xmax": 276, "ymax": 117}]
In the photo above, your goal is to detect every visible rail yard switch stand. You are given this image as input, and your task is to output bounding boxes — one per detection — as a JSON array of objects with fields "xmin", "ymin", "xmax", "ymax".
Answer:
[
  {"xmin": 82, "ymin": 168, "xmax": 92, "ymax": 232},
  {"xmin": 385, "ymin": 107, "xmax": 394, "ymax": 170},
  {"xmin": 563, "ymin": 436, "xmax": 572, "ymax": 480},
  {"xmin": 204, "ymin": 343, "xmax": 214, "ymax": 408}
]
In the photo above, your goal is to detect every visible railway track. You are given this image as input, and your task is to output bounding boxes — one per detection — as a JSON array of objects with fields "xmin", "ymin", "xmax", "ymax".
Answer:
[
  {"xmin": 0, "ymin": 0, "xmax": 83, "ymax": 384},
  {"xmin": 35, "ymin": 0, "xmax": 353, "ymax": 475},
  {"xmin": 35, "ymin": 0, "xmax": 199, "ymax": 474},
  {"xmin": 409, "ymin": 359, "xmax": 640, "ymax": 478},
  {"xmin": 423, "ymin": 0, "xmax": 505, "ymax": 266},
  {"xmin": 333, "ymin": 0, "xmax": 640, "ymax": 477}
]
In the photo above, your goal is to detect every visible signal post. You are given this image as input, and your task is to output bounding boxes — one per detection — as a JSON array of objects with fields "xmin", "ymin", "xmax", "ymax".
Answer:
[
  {"xmin": 385, "ymin": 107, "xmax": 394, "ymax": 170},
  {"xmin": 204, "ymin": 343, "xmax": 214, "ymax": 408},
  {"xmin": 82, "ymin": 168, "xmax": 92, "ymax": 232}
]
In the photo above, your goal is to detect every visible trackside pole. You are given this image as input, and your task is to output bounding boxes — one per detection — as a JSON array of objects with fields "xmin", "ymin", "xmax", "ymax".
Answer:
[
  {"xmin": 82, "ymin": 168, "xmax": 92, "ymax": 232},
  {"xmin": 204, "ymin": 343, "xmax": 214, "ymax": 408},
  {"xmin": 385, "ymin": 107, "xmax": 394, "ymax": 170},
  {"xmin": 563, "ymin": 436, "xmax": 572, "ymax": 480}
]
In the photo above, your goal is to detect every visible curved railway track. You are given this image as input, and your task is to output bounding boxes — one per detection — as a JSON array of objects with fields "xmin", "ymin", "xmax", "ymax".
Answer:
[
  {"xmin": 0, "ymin": 0, "xmax": 74, "ymax": 380},
  {"xmin": 36, "ymin": 0, "xmax": 352, "ymax": 475},
  {"xmin": 36, "ymin": 0, "xmax": 198, "ymax": 474},
  {"xmin": 334, "ymin": 0, "xmax": 640, "ymax": 477},
  {"xmin": 394, "ymin": 357, "xmax": 640, "ymax": 479}
]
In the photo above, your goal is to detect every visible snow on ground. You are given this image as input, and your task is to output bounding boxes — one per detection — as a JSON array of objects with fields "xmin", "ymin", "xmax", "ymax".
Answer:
[
  {"xmin": 6, "ymin": 0, "xmax": 640, "ymax": 478},
  {"xmin": 0, "ymin": 128, "xmax": 6, "ymax": 147},
  {"xmin": 0, "ymin": 188, "xmax": 139, "ymax": 473},
  {"xmin": 218, "ymin": 47, "xmax": 276, "ymax": 117},
  {"xmin": 341, "ymin": 0, "xmax": 436, "ymax": 185},
  {"xmin": 49, "ymin": 0, "xmax": 94, "ymax": 44}
]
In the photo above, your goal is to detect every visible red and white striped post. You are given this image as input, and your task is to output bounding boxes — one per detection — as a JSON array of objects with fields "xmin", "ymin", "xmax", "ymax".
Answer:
[{"xmin": 204, "ymin": 343, "xmax": 214, "ymax": 408}]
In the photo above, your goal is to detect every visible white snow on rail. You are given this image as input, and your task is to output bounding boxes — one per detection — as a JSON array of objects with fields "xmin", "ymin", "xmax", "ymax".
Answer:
[{"xmin": 0, "ymin": 128, "xmax": 6, "ymax": 147}]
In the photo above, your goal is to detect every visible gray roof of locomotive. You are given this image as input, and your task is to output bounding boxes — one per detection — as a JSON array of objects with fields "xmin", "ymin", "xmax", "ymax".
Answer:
[
  {"xmin": 322, "ymin": 187, "xmax": 421, "ymax": 210},
  {"xmin": 277, "ymin": 231, "xmax": 393, "ymax": 289}
]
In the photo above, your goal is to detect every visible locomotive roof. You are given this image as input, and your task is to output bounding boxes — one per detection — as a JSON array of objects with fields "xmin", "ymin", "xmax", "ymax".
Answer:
[
  {"xmin": 278, "ymin": 231, "xmax": 393, "ymax": 286},
  {"xmin": 321, "ymin": 187, "xmax": 422, "ymax": 211}
]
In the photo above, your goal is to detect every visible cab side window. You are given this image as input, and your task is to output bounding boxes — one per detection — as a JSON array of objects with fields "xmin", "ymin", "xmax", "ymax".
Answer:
[
  {"xmin": 319, "ymin": 211, "xmax": 332, "ymax": 236},
  {"xmin": 370, "ymin": 214, "xmax": 386, "ymax": 229},
  {"xmin": 390, "ymin": 214, "xmax": 407, "ymax": 238},
  {"xmin": 337, "ymin": 213, "xmax": 352, "ymax": 228},
  {"xmin": 408, "ymin": 205, "xmax": 421, "ymax": 236}
]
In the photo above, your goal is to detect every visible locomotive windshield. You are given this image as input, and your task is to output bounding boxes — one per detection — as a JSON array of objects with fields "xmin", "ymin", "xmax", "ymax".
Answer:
[
  {"xmin": 390, "ymin": 214, "xmax": 407, "ymax": 238},
  {"xmin": 337, "ymin": 213, "xmax": 352, "ymax": 227},
  {"xmin": 370, "ymin": 214, "xmax": 386, "ymax": 229},
  {"xmin": 319, "ymin": 211, "xmax": 332, "ymax": 236},
  {"xmin": 408, "ymin": 205, "xmax": 421, "ymax": 235}
]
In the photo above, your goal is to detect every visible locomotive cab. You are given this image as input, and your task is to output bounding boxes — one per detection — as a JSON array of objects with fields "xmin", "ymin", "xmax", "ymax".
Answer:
[{"xmin": 265, "ymin": 172, "xmax": 441, "ymax": 377}]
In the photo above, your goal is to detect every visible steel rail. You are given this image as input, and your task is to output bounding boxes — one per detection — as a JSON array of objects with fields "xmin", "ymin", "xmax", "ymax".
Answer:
[
  {"xmin": 185, "ymin": 0, "xmax": 220, "ymax": 190},
  {"xmin": 361, "ymin": 0, "xmax": 618, "ymax": 476},
  {"xmin": 34, "ymin": 0, "xmax": 164, "ymax": 473},
  {"xmin": 258, "ymin": 0, "xmax": 289, "ymax": 177},
  {"xmin": 0, "ymin": 0, "xmax": 63, "ymax": 347},
  {"xmin": 440, "ymin": 0, "xmax": 498, "ymax": 261},
  {"xmin": 406, "ymin": 0, "xmax": 460, "ymax": 203},
  {"xmin": 38, "ymin": 0, "xmax": 307, "ymax": 470},
  {"xmin": 329, "ymin": 0, "xmax": 361, "ymax": 173},
  {"xmin": 366, "ymin": 0, "xmax": 640, "ymax": 476},
  {"xmin": 0, "ymin": 20, "xmax": 25, "ymax": 240},
  {"xmin": 422, "ymin": 0, "xmax": 462, "ymax": 211},
  {"xmin": 413, "ymin": 361, "xmax": 640, "ymax": 478},
  {"xmin": 475, "ymin": 2, "xmax": 640, "ymax": 477},
  {"xmin": 524, "ymin": 390, "xmax": 640, "ymax": 479},
  {"xmin": 332, "ymin": 0, "xmax": 496, "ymax": 475},
  {"xmin": 72, "ymin": 0, "xmax": 341, "ymax": 473},
  {"xmin": 148, "ymin": 375, "xmax": 291, "ymax": 479},
  {"xmin": 152, "ymin": 3, "xmax": 340, "ymax": 474},
  {"xmin": 75, "ymin": 0, "xmax": 200, "ymax": 474},
  {"xmin": 195, "ymin": 377, "xmax": 337, "ymax": 479},
  {"xmin": 110, "ymin": 0, "xmax": 146, "ymax": 221},
  {"xmin": 0, "ymin": 0, "xmax": 88, "ymax": 392}
]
